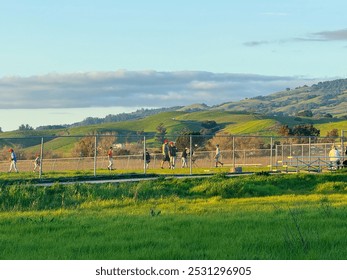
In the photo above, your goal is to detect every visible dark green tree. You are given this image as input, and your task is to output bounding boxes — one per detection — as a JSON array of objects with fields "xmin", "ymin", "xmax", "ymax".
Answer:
[
  {"xmin": 155, "ymin": 123, "xmax": 167, "ymax": 144},
  {"xmin": 296, "ymin": 110, "xmax": 313, "ymax": 117},
  {"xmin": 175, "ymin": 129, "xmax": 204, "ymax": 151},
  {"xmin": 292, "ymin": 124, "xmax": 320, "ymax": 136},
  {"xmin": 18, "ymin": 124, "xmax": 34, "ymax": 131}
]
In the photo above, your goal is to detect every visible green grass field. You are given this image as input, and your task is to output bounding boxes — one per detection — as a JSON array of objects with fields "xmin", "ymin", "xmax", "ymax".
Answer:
[{"xmin": 0, "ymin": 172, "xmax": 346, "ymax": 260}]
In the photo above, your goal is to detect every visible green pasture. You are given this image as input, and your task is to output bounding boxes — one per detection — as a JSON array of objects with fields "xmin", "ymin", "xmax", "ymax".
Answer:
[
  {"xmin": 315, "ymin": 120, "xmax": 347, "ymax": 136},
  {"xmin": 0, "ymin": 172, "xmax": 346, "ymax": 260},
  {"xmin": 222, "ymin": 119, "xmax": 278, "ymax": 135}
]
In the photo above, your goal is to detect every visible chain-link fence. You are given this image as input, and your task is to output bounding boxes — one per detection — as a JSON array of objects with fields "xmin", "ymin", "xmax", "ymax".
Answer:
[{"xmin": 1, "ymin": 133, "xmax": 346, "ymax": 177}]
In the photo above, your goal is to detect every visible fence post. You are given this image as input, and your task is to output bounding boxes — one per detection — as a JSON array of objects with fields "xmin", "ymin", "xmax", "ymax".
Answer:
[
  {"xmin": 309, "ymin": 137, "xmax": 311, "ymax": 164},
  {"xmin": 341, "ymin": 130, "xmax": 345, "ymax": 162},
  {"xmin": 143, "ymin": 136, "xmax": 146, "ymax": 175},
  {"xmin": 270, "ymin": 137, "xmax": 273, "ymax": 171},
  {"xmin": 189, "ymin": 135, "xmax": 192, "ymax": 175},
  {"xmin": 324, "ymin": 143, "xmax": 327, "ymax": 160},
  {"xmin": 275, "ymin": 144, "xmax": 278, "ymax": 169},
  {"xmin": 39, "ymin": 137, "xmax": 44, "ymax": 179},
  {"xmin": 232, "ymin": 136, "xmax": 235, "ymax": 168},
  {"xmin": 296, "ymin": 158, "xmax": 299, "ymax": 173},
  {"xmin": 93, "ymin": 135, "xmax": 97, "ymax": 177}
]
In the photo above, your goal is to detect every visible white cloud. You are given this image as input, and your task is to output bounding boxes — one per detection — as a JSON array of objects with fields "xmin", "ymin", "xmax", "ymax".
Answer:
[
  {"xmin": 0, "ymin": 70, "xmax": 319, "ymax": 109},
  {"xmin": 189, "ymin": 81, "xmax": 220, "ymax": 90}
]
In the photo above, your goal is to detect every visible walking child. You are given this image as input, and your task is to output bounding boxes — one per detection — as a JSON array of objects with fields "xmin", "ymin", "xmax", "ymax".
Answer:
[
  {"xmin": 107, "ymin": 146, "xmax": 114, "ymax": 170},
  {"xmin": 8, "ymin": 148, "xmax": 19, "ymax": 173}
]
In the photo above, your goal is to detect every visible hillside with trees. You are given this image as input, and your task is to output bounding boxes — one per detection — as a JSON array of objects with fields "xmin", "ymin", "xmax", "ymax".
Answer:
[
  {"xmin": 26, "ymin": 78, "xmax": 347, "ymax": 131},
  {"xmin": 214, "ymin": 78, "xmax": 347, "ymax": 119}
]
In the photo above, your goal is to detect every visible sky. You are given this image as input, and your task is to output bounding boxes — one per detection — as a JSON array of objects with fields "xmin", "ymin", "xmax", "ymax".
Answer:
[{"xmin": 1, "ymin": 0, "xmax": 346, "ymax": 131}]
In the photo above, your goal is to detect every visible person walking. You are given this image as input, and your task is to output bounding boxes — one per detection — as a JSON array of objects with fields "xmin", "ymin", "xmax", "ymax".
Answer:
[
  {"xmin": 160, "ymin": 140, "xmax": 170, "ymax": 169},
  {"xmin": 8, "ymin": 148, "xmax": 19, "ymax": 173},
  {"xmin": 144, "ymin": 149, "xmax": 151, "ymax": 169},
  {"xmin": 169, "ymin": 141, "xmax": 178, "ymax": 169},
  {"xmin": 33, "ymin": 154, "xmax": 41, "ymax": 172},
  {"xmin": 214, "ymin": 144, "xmax": 224, "ymax": 167},
  {"xmin": 181, "ymin": 147, "xmax": 188, "ymax": 168},
  {"xmin": 107, "ymin": 146, "xmax": 114, "ymax": 170}
]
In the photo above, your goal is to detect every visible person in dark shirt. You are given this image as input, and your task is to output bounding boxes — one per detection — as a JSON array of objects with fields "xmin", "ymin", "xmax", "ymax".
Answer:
[
  {"xmin": 168, "ymin": 141, "xmax": 178, "ymax": 169},
  {"xmin": 143, "ymin": 149, "xmax": 151, "ymax": 169},
  {"xmin": 181, "ymin": 147, "xmax": 188, "ymax": 168},
  {"xmin": 160, "ymin": 140, "xmax": 170, "ymax": 169}
]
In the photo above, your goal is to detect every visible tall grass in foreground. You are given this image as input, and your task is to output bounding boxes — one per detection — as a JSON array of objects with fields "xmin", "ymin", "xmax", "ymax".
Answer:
[
  {"xmin": 0, "ymin": 173, "xmax": 346, "ymax": 260},
  {"xmin": 0, "ymin": 194, "xmax": 346, "ymax": 260}
]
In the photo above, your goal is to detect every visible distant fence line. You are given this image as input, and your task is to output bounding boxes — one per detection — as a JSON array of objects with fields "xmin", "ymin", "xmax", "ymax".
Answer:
[{"xmin": 1, "ymin": 131, "xmax": 346, "ymax": 177}]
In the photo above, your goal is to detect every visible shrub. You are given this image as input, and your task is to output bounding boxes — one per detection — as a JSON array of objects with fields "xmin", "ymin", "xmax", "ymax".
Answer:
[{"xmin": 315, "ymin": 182, "xmax": 347, "ymax": 194}]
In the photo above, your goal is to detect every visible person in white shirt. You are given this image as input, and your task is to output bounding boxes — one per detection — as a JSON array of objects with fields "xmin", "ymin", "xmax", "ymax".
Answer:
[
  {"xmin": 328, "ymin": 145, "xmax": 341, "ymax": 169},
  {"xmin": 214, "ymin": 144, "xmax": 224, "ymax": 167}
]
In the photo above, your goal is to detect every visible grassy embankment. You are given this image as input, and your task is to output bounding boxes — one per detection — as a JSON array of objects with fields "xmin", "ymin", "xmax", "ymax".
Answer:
[{"xmin": 0, "ymin": 172, "xmax": 346, "ymax": 260}]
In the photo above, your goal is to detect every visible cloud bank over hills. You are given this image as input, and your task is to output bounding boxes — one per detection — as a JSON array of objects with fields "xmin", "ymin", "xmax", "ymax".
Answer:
[{"xmin": 0, "ymin": 70, "xmax": 320, "ymax": 109}]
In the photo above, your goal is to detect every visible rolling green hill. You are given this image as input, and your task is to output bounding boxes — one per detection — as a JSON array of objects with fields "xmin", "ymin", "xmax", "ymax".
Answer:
[
  {"xmin": 2, "ymin": 78, "xmax": 347, "ymax": 156},
  {"xmin": 215, "ymin": 78, "xmax": 347, "ymax": 118}
]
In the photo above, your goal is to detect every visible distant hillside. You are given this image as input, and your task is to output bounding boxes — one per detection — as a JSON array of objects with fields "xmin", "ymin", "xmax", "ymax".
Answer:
[
  {"xmin": 214, "ymin": 78, "xmax": 347, "ymax": 118},
  {"xmin": 70, "ymin": 78, "xmax": 347, "ymax": 129},
  {"xmin": 177, "ymin": 103, "xmax": 210, "ymax": 112},
  {"xmin": 36, "ymin": 106, "xmax": 183, "ymax": 130}
]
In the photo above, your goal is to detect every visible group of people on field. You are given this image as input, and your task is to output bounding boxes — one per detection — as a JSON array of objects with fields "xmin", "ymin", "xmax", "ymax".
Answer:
[
  {"xmin": 107, "ymin": 146, "xmax": 152, "ymax": 171},
  {"xmin": 5, "ymin": 142, "xmax": 224, "ymax": 173},
  {"xmin": 160, "ymin": 140, "xmax": 184, "ymax": 169},
  {"xmin": 7, "ymin": 143, "xmax": 346, "ymax": 173},
  {"xmin": 7, "ymin": 148, "xmax": 41, "ymax": 173},
  {"xmin": 160, "ymin": 140, "xmax": 224, "ymax": 169}
]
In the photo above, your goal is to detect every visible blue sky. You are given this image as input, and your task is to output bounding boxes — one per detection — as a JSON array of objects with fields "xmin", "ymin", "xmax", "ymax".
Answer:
[{"xmin": 1, "ymin": 0, "xmax": 346, "ymax": 131}]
